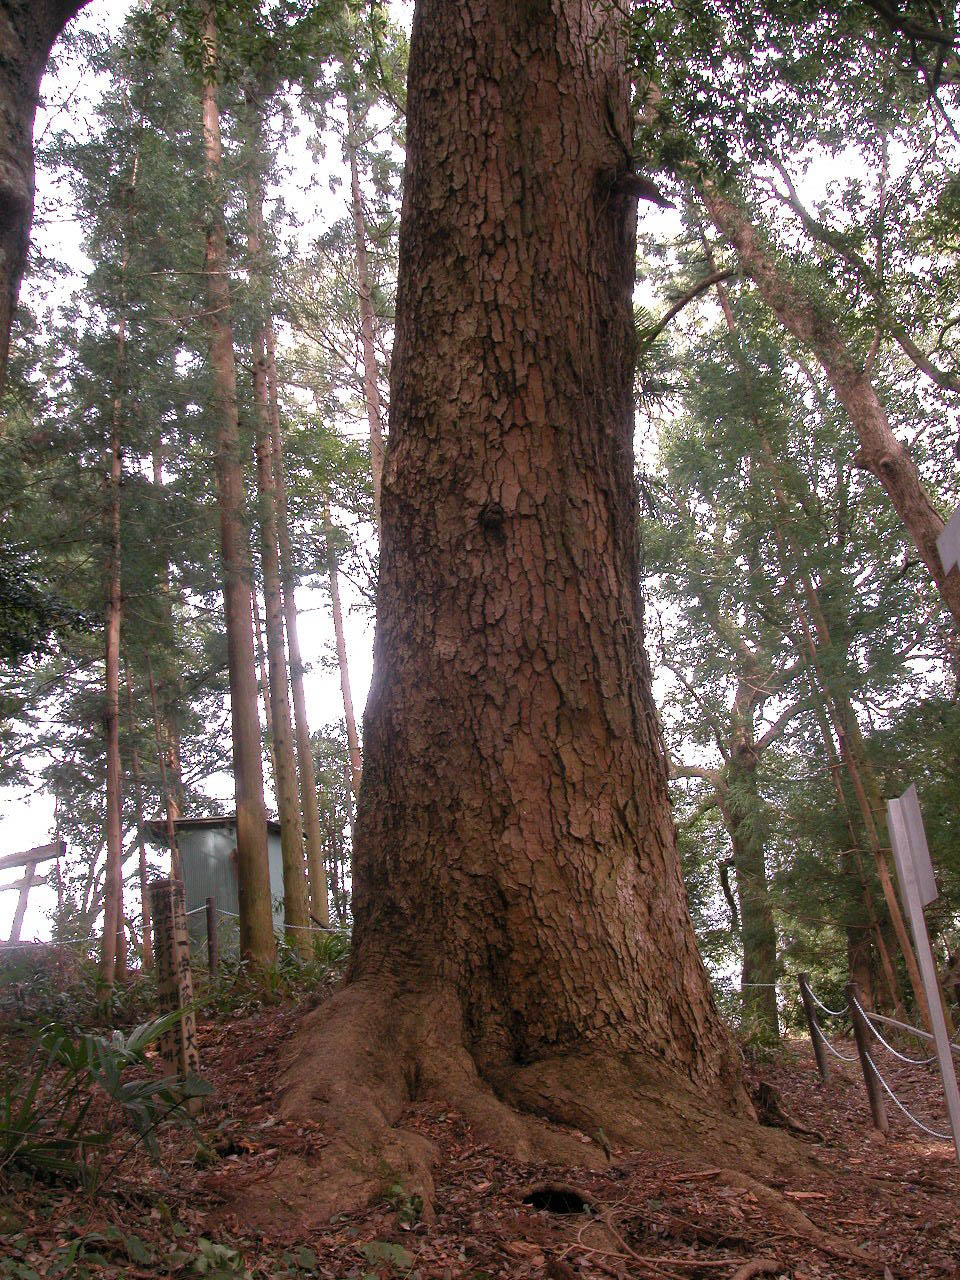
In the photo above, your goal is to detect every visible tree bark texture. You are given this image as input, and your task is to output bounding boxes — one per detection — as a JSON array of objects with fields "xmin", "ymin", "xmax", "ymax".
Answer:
[
  {"xmin": 201, "ymin": 6, "xmax": 275, "ymax": 969},
  {"xmin": 0, "ymin": 0, "xmax": 87, "ymax": 387},
  {"xmin": 251, "ymin": 0, "xmax": 766, "ymax": 1231},
  {"xmin": 248, "ymin": 165, "xmax": 312, "ymax": 956},
  {"xmin": 701, "ymin": 184, "xmax": 960, "ymax": 631}
]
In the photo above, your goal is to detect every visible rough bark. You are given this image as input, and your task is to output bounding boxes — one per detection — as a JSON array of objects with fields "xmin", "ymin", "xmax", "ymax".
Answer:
[
  {"xmin": 200, "ymin": 5, "xmax": 274, "ymax": 969},
  {"xmin": 0, "ymin": 0, "xmax": 88, "ymax": 387},
  {"xmin": 247, "ymin": 156, "xmax": 312, "ymax": 957},
  {"xmin": 345, "ymin": 103, "xmax": 386, "ymax": 535},
  {"xmin": 323, "ymin": 501, "xmax": 363, "ymax": 798},
  {"xmin": 242, "ymin": 0, "xmax": 772, "ymax": 1231},
  {"xmin": 701, "ymin": 184, "xmax": 960, "ymax": 630}
]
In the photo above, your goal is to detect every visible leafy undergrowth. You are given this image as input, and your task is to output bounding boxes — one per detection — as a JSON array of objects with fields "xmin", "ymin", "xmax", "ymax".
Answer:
[{"xmin": 1, "ymin": 987, "xmax": 958, "ymax": 1280}]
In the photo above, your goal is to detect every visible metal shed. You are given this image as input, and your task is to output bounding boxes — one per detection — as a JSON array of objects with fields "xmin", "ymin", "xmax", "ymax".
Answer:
[{"xmin": 144, "ymin": 816, "xmax": 285, "ymax": 950}]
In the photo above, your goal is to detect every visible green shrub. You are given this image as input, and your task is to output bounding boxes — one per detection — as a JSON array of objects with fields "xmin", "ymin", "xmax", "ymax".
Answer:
[{"xmin": 0, "ymin": 1010, "xmax": 210, "ymax": 1189}]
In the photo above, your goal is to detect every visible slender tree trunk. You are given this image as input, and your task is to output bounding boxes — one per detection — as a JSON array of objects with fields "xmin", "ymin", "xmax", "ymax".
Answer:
[
  {"xmin": 100, "ymin": 322, "xmax": 125, "ymax": 988},
  {"xmin": 345, "ymin": 102, "xmax": 386, "ymax": 534},
  {"xmin": 253, "ymin": 0, "xmax": 750, "ymax": 1228},
  {"xmin": 200, "ymin": 3, "xmax": 274, "ymax": 969},
  {"xmin": 251, "ymin": 586, "xmax": 276, "ymax": 779},
  {"xmin": 709, "ymin": 266, "xmax": 914, "ymax": 1020},
  {"xmin": 150, "ymin": 444, "xmax": 184, "ymax": 817},
  {"xmin": 805, "ymin": 673, "xmax": 902, "ymax": 1014},
  {"xmin": 264, "ymin": 320, "xmax": 328, "ymax": 924},
  {"xmin": 0, "ymin": 0, "xmax": 88, "ymax": 386},
  {"xmin": 147, "ymin": 653, "xmax": 181, "ymax": 880},
  {"xmin": 323, "ymin": 501, "xmax": 362, "ymax": 798},
  {"xmin": 701, "ymin": 183, "xmax": 960, "ymax": 629},
  {"xmin": 726, "ymin": 702, "xmax": 779, "ymax": 1041},
  {"xmin": 245, "ymin": 147, "xmax": 311, "ymax": 957},
  {"xmin": 124, "ymin": 662, "xmax": 152, "ymax": 970}
]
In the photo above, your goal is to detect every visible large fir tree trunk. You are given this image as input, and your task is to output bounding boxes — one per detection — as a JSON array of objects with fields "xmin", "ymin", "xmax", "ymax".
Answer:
[
  {"xmin": 253, "ymin": 0, "xmax": 758, "ymax": 1228},
  {"xmin": 200, "ymin": 5, "xmax": 274, "ymax": 969},
  {"xmin": 0, "ymin": 0, "xmax": 87, "ymax": 387}
]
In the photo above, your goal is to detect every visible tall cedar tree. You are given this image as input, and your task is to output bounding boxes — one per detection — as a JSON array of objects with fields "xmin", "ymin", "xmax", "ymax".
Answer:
[
  {"xmin": 199, "ymin": 3, "xmax": 275, "ymax": 967},
  {"xmin": 243, "ymin": 0, "xmax": 767, "ymax": 1228}
]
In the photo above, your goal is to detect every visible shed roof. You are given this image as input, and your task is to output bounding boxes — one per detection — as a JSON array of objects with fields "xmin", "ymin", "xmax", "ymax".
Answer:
[{"xmin": 143, "ymin": 815, "xmax": 282, "ymax": 842}]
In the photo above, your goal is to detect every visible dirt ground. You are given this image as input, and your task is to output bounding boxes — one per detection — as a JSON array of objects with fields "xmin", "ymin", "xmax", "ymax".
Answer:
[{"xmin": 1, "ymin": 998, "xmax": 958, "ymax": 1280}]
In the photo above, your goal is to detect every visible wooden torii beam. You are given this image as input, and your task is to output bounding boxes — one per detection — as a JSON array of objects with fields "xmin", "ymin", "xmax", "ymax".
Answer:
[{"xmin": 0, "ymin": 841, "xmax": 65, "ymax": 944}]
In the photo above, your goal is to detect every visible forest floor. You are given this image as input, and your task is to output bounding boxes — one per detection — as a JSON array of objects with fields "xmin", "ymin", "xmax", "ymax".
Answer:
[{"xmin": 1, "ymin": 987, "xmax": 959, "ymax": 1280}]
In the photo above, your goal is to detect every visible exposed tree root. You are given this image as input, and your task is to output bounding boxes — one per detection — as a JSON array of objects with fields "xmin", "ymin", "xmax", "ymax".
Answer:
[
  {"xmin": 718, "ymin": 1170, "xmax": 885, "ymax": 1270},
  {"xmin": 226, "ymin": 980, "xmax": 823, "ymax": 1234}
]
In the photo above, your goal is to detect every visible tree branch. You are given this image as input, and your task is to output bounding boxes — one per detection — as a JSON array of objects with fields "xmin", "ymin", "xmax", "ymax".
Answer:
[{"xmin": 641, "ymin": 268, "xmax": 735, "ymax": 345}]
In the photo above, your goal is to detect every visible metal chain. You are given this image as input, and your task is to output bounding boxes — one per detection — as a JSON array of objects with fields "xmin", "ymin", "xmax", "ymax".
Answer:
[
  {"xmin": 864, "ymin": 1052, "xmax": 952, "ymax": 1142},
  {"xmin": 808, "ymin": 987, "xmax": 848, "ymax": 1019},
  {"xmin": 851, "ymin": 997, "xmax": 937, "ymax": 1066},
  {"xmin": 812, "ymin": 1019, "xmax": 859, "ymax": 1062}
]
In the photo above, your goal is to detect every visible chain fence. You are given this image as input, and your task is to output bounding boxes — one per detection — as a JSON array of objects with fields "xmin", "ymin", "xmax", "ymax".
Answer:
[{"xmin": 801, "ymin": 975, "xmax": 957, "ymax": 1147}]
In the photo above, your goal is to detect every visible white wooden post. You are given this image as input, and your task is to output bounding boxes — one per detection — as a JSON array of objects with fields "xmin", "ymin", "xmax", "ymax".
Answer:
[{"xmin": 887, "ymin": 786, "xmax": 960, "ymax": 1163}]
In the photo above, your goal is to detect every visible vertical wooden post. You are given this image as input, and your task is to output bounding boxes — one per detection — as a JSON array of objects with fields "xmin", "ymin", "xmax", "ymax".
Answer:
[
  {"xmin": 798, "ymin": 973, "xmax": 830, "ymax": 1084},
  {"xmin": 149, "ymin": 879, "xmax": 200, "ymax": 1083},
  {"xmin": 206, "ymin": 896, "xmax": 218, "ymax": 978},
  {"xmin": 9, "ymin": 860, "xmax": 38, "ymax": 944},
  {"xmin": 846, "ymin": 981, "xmax": 888, "ymax": 1133}
]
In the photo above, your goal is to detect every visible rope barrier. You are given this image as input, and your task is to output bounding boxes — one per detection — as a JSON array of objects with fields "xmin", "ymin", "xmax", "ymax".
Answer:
[
  {"xmin": 864, "ymin": 1051, "xmax": 953, "ymax": 1142},
  {"xmin": 850, "ymin": 996, "xmax": 937, "ymax": 1066},
  {"xmin": 0, "ymin": 936, "xmax": 99, "ymax": 952}
]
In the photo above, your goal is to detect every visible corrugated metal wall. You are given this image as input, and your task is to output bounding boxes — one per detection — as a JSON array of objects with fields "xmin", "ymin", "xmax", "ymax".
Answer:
[{"xmin": 157, "ymin": 822, "xmax": 286, "ymax": 952}]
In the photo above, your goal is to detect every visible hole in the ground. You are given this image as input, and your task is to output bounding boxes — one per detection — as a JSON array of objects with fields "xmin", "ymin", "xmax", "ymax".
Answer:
[{"xmin": 521, "ymin": 1184, "xmax": 593, "ymax": 1215}]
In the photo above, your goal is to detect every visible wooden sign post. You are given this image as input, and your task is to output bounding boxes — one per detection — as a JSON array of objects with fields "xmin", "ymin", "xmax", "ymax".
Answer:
[
  {"xmin": 148, "ymin": 878, "xmax": 199, "ymax": 1082},
  {"xmin": 936, "ymin": 504, "xmax": 960, "ymax": 576},
  {"xmin": 887, "ymin": 786, "xmax": 960, "ymax": 1163}
]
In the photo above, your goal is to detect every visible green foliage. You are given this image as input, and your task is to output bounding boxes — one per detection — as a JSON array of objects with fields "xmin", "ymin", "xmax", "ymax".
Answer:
[
  {"xmin": 194, "ymin": 928, "xmax": 350, "ymax": 1020},
  {"xmin": 384, "ymin": 1180, "xmax": 424, "ymax": 1227},
  {"xmin": 0, "ymin": 947, "xmax": 161, "ymax": 1035},
  {"xmin": 360, "ymin": 1240, "xmax": 414, "ymax": 1274},
  {"xmin": 0, "ymin": 1012, "xmax": 209, "ymax": 1189}
]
